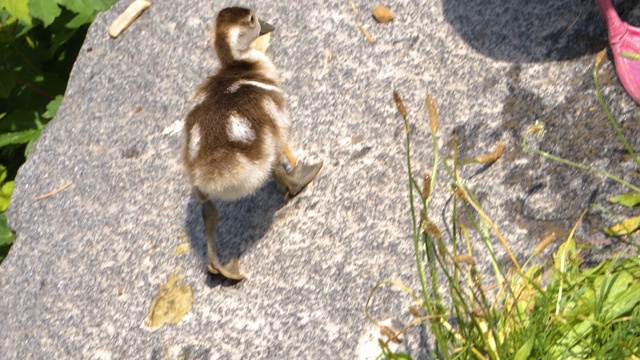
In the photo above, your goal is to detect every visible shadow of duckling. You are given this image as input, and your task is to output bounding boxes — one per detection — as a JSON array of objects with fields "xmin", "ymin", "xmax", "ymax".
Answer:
[{"xmin": 184, "ymin": 180, "xmax": 288, "ymax": 287}]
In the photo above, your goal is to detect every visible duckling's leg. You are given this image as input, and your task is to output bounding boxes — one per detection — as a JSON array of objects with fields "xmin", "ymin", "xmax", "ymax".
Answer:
[
  {"xmin": 284, "ymin": 145, "xmax": 298, "ymax": 167},
  {"xmin": 273, "ymin": 152, "xmax": 323, "ymax": 197},
  {"xmin": 202, "ymin": 200, "xmax": 244, "ymax": 280}
]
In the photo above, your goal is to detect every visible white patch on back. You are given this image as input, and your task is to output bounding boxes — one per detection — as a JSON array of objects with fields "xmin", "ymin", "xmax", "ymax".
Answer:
[
  {"xmin": 227, "ymin": 113, "xmax": 256, "ymax": 143},
  {"xmin": 188, "ymin": 123, "xmax": 201, "ymax": 161},
  {"xmin": 262, "ymin": 97, "xmax": 290, "ymax": 129},
  {"xmin": 194, "ymin": 130, "xmax": 277, "ymax": 201},
  {"xmin": 227, "ymin": 80, "xmax": 282, "ymax": 94}
]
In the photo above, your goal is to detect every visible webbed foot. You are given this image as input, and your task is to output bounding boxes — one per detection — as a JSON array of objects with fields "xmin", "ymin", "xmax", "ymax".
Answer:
[
  {"xmin": 207, "ymin": 256, "xmax": 244, "ymax": 281},
  {"xmin": 274, "ymin": 161, "xmax": 323, "ymax": 197}
]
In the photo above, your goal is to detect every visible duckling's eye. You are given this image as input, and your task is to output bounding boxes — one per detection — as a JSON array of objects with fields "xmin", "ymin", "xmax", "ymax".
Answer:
[{"xmin": 249, "ymin": 15, "xmax": 255, "ymax": 24}]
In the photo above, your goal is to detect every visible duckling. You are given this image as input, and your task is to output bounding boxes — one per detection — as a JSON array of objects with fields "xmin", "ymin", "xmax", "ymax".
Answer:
[{"xmin": 183, "ymin": 7, "xmax": 323, "ymax": 280}]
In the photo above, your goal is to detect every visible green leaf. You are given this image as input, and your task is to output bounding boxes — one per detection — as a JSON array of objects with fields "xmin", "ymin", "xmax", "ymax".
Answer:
[
  {"xmin": 0, "ymin": 110, "xmax": 41, "ymax": 132},
  {"xmin": 84, "ymin": 0, "xmax": 116, "ymax": 12},
  {"xmin": 0, "ymin": 0, "xmax": 31, "ymax": 24},
  {"xmin": 59, "ymin": 0, "xmax": 115, "ymax": 13},
  {"xmin": 65, "ymin": 11, "xmax": 94, "ymax": 28},
  {"xmin": 57, "ymin": 0, "xmax": 92, "ymax": 15},
  {"xmin": 514, "ymin": 336, "xmax": 535, "ymax": 360},
  {"xmin": 29, "ymin": 0, "xmax": 61, "ymax": 27},
  {"xmin": 50, "ymin": 28, "xmax": 78, "ymax": 56},
  {"xmin": 595, "ymin": 271, "xmax": 630, "ymax": 318},
  {"xmin": 42, "ymin": 95, "xmax": 63, "ymax": 119},
  {"xmin": 554, "ymin": 236, "xmax": 578, "ymax": 271},
  {"xmin": 0, "ymin": 180, "xmax": 14, "ymax": 211},
  {"xmin": 0, "ymin": 69, "xmax": 16, "ymax": 98},
  {"xmin": 0, "ymin": 212, "xmax": 13, "ymax": 247},
  {"xmin": 24, "ymin": 137, "xmax": 38, "ymax": 157},
  {"xmin": 0, "ymin": 11, "xmax": 35, "ymax": 35},
  {"xmin": 0, "ymin": 164, "xmax": 6, "ymax": 184},
  {"xmin": 99, "ymin": 0, "xmax": 118, "ymax": 11},
  {"xmin": 610, "ymin": 193, "xmax": 640, "ymax": 208},
  {"xmin": 608, "ymin": 282, "xmax": 640, "ymax": 320},
  {"xmin": 0, "ymin": 128, "xmax": 42, "ymax": 147}
]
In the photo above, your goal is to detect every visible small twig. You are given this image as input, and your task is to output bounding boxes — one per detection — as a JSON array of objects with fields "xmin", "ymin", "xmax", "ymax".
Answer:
[
  {"xmin": 348, "ymin": 0, "xmax": 375, "ymax": 43},
  {"xmin": 560, "ymin": 9, "xmax": 583, "ymax": 37},
  {"xmin": 323, "ymin": 49, "xmax": 332, "ymax": 69},
  {"xmin": 10, "ymin": 43, "xmax": 45, "ymax": 76},
  {"xmin": 36, "ymin": 181, "xmax": 73, "ymax": 200},
  {"xmin": 14, "ymin": 77, "xmax": 55, "ymax": 99},
  {"xmin": 348, "ymin": 0, "xmax": 359, "ymax": 16},
  {"xmin": 108, "ymin": 0, "xmax": 151, "ymax": 38},
  {"xmin": 358, "ymin": 25, "xmax": 375, "ymax": 44}
]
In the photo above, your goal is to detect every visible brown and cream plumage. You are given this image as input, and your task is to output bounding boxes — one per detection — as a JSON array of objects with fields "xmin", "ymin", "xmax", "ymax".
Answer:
[{"xmin": 183, "ymin": 7, "xmax": 322, "ymax": 280}]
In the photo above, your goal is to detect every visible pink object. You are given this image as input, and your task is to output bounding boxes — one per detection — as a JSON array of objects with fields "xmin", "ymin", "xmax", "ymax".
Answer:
[{"xmin": 597, "ymin": 0, "xmax": 640, "ymax": 104}]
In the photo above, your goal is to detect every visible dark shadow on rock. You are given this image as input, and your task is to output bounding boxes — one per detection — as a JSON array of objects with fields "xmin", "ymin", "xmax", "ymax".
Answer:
[
  {"xmin": 417, "ymin": 325, "xmax": 433, "ymax": 360},
  {"xmin": 183, "ymin": 181, "xmax": 288, "ymax": 287},
  {"xmin": 441, "ymin": 0, "xmax": 640, "ymax": 62},
  {"xmin": 435, "ymin": 57, "xmax": 640, "ymax": 262},
  {"xmin": 204, "ymin": 273, "xmax": 244, "ymax": 289},
  {"xmin": 497, "ymin": 60, "xmax": 640, "ymax": 255}
]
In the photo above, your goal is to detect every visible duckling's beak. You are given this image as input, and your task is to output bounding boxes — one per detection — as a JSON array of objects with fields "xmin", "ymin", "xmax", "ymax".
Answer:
[{"xmin": 259, "ymin": 20, "xmax": 275, "ymax": 35}]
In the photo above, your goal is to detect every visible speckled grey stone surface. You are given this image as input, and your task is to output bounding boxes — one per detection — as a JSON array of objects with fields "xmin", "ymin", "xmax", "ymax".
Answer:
[{"xmin": 1, "ymin": 0, "xmax": 639, "ymax": 358}]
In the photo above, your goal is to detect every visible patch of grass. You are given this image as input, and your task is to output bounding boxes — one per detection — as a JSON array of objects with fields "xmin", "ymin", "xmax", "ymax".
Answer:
[
  {"xmin": 0, "ymin": 0, "xmax": 118, "ymax": 263},
  {"xmin": 367, "ymin": 56, "xmax": 640, "ymax": 358}
]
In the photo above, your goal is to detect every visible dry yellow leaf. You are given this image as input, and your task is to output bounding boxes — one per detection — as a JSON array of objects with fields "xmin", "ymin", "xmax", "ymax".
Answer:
[
  {"xmin": 605, "ymin": 215, "xmax": 640, "ymax": 236},
  {"xmin": 145, "ymin": 273, "xmax": 192, "ymax": 328},
  {"xmin": 379, "ymin": 325, "xmax": 402, "ymax": 344}
]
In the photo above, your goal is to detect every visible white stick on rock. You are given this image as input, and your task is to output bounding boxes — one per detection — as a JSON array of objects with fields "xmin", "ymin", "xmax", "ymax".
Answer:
[{"xmin": 108, "ymin": 0, "xmax": 152, "ymax": 38}]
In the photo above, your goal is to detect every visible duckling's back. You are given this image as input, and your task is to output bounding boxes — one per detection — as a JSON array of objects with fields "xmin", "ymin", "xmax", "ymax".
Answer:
[{"xmin": 183, "ymin": 60, "xmax": 290, "ymax": 201}]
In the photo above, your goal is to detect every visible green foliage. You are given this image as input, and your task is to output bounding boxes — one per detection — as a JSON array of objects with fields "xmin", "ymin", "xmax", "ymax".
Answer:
[
  {"xmin": 377, "ymin": 339, "xmax": 411, "ymax": 360},
  {"xmin": 0, "ymin": 0, "xmax": 29, "ymax": 25},
  {"xmin": 29, "ymin": 0, "xmax": 62, "ymax": 27},
  {"xmin": 0, "ymin": 164, "xmax": 13, "ymax": 211},
  {"xmin": 367, "ymin": 91, "xmax": 640, "ymax": 359},
  {"xmin": 0, "ymin": 212, "xmax": 13, "ymax": 259},
  {"xmin": 0, "ymin": 0, "xmax": 118, "ymax": 262},
  {"xmin": 542, "ymin": 250, "xmax": 640, "ymax": 359},
  {"xmin": 0, "ymin": 164, "xmax": 13, "ymax": 261},
  {"xmin": 610, "ymin": 193, "xmax": 640, "ymax": 208}
]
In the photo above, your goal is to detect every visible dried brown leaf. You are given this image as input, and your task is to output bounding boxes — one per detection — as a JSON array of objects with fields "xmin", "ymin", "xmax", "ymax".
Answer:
[{"xmin": 372, "ymin": 5, "xmax": 395, "ymax": 23}]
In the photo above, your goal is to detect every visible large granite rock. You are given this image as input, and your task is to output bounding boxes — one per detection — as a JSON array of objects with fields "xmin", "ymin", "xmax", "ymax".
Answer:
[{"xmin": 1, "ymin": 0, "xmax": 639, "ymax": 358}]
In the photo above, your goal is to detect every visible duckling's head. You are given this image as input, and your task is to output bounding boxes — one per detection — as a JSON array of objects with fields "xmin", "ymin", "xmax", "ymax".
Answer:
[{"xmin": 212, "ymin": 7, "xmax": 275, "ymax": 64}]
